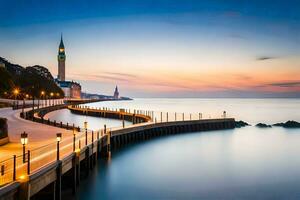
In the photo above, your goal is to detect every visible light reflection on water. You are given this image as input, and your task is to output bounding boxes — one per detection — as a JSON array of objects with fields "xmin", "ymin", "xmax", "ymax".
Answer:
[{"xmin": 47, "ymin": 98, "xmax": 300, "ymax": 199}]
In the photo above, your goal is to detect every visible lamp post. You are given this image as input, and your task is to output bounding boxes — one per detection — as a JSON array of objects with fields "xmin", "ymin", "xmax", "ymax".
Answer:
[
  {"xmin": 73, "ymin": 127, "xmax": 76, "ymax": 151},
  {"xmin": 56, "ymin": 133, "xmax": 62, "ymax": 160},
  {"xmin": 84, "ymin": 121, "xmax": 88, "ymax": 145},
  {"xmin": 13, "ymin": 88, "xmax": 19, "ymax": 109},
  {"xmin": 50, "ymin": 92, "xmax": 54, "ymax": 106},
  {"xmin": 41, "ymin": 91, "xmax": 45, "ymax": 107},
  {"xmin": 21, "ymin": 132, "xmax": 28, "ymax": 163}
]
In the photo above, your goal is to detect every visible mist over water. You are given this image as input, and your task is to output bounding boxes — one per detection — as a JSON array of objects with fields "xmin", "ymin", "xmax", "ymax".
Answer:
[{"xmin": 48, "ymin": 98, "xmax": 300, "ymax": 199}]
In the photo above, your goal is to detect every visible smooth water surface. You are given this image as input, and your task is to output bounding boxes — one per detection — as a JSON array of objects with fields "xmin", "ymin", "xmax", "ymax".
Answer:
[{"xmin": 48, "ymin": 98, "xmax": 300, "ymax": 199}]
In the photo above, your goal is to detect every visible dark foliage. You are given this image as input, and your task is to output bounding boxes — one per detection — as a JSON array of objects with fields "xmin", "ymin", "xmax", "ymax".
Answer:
[{"xmin": 0, "ymin": 57, "xmax": 63, "ymax": 99}]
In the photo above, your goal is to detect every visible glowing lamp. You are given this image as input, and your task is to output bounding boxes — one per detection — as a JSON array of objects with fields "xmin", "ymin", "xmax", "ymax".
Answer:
[
  {"xmin": 13, "ymin": 88, "xmax": 19, "ymax": 95},
  {"xmin": 20, "ymin": 132, "xmax": 28, "ymax": 145},
  {"xmin": 56, "ymin": 133, "xmax": 62, "ymax": 142}
]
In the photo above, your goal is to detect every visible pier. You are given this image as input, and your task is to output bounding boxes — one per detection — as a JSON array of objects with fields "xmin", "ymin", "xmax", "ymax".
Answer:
[{"xmin": 0, "ymin": 104, "xmax": 235, "ymax": 200}]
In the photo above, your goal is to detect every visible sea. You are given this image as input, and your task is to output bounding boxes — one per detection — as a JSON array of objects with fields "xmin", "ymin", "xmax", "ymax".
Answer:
[{"xmin": 46, "ymin": 98, "xmax": 300, "ymax": 199}]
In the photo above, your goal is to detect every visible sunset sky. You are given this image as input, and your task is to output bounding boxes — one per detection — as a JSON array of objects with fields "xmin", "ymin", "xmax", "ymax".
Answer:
[{"xmin": 0, "ymin": 0, "xmax": 299, "ymax": 97}]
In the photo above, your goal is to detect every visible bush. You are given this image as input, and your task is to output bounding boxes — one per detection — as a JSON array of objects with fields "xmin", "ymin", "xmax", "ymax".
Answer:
[{"xmin": 0, "ymin": 118, "xmax": 8, "ymax": 139}]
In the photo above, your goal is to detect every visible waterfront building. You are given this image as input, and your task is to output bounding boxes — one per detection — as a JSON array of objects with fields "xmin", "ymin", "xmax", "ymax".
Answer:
[
  {"xmin": 113, "ymin": 86, "xmax": 119, "ymax": 99},
  {"xmin": 55, "ymin": 35, "xmax": 81, "ymax": 99},
  {"xmin": 59, "ymin": 80, "xmax": 81, "ymax": 99}
]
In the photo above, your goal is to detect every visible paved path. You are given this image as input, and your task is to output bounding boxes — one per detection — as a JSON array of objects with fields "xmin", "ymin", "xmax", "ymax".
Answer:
[{"xmin": 0, "ymin": 107, "xmax": 74, "ymax": 160}]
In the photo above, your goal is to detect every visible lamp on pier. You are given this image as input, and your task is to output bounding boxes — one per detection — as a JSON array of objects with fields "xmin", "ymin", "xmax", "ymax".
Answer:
[
  {"xmin": 73, "ymin": 127, "xmax": 76, "ymax": 151},
  {"xmin": 223, "ymin": 111, "xmax": 227, "ymax": 118},
  {"xmin": 21, "ymin": 132, "xmax": 28, "ymax": 163},
  {"xmin": 84, "ymin": 121, "xmax": 88, "ymax": 145},
  {"xmin": 56, "ymin": 133, "xmax": 62, "ymax": 160}
]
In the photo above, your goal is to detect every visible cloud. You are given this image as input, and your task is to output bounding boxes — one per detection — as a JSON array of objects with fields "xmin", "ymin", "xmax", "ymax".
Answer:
[
  {"xmin": 269, "ymin": 81, "xmax": 300, "ymax": 88},
  {"xmin": 254, "ymin": 81, "xmax": 300, "ymax": 89},
  {"xmin": 256, "ymin": 56, "xmax": 277, "ymax": 61},
  {"xmin": 102, "ymin": 72, "xmax": 138, "ymax": 78},
  {"xmin": 69, "ymin": 72, "xmax": 138, "ymax": 83}
]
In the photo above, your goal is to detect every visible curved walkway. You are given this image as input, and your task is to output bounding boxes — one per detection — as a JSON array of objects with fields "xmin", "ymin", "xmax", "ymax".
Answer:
[
  {"xmin": 0, "ymin": 103, "xmax": 235, "ymax": 199},
  {"xmin": 0, "ymin": 107, "xmax": 74, "ymax": 161}
]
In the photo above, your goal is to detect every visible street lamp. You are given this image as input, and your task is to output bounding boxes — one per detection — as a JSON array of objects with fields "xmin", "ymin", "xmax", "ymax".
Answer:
[
  {"xmin": 84, "ymin": 121, "xmax": 88, "ymax": 145},
  {"xmin": 13, "ymin": 88, "xmax": 19, "ymax": 108},
  {"xmin": 50, "ymin": 92, "xmax": 54, "ymax": 106},
  {"xmin": 56, "ymin": 133, "xmax": 62, "ymax": 160},
  {"xmin": 41, "ymin": 91, "xmax": 45, "ymax": 107},
  {"xmin": 13, "ymin": 88, "xmax": 19, "ymax": 98},
  {"xmin": 21, "ymin": 132, "xmax": 28, "ymax": 163},
  {"xmin": 73, "ymin": 127, "xmax": 76, "ymax": 151}
]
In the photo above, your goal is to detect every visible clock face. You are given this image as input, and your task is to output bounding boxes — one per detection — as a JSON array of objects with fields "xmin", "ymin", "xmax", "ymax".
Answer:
[
  {"xmin": 58, "ymin": 55, "xmax": 65, "ymax": 60},
  {"xmin": 59, "ymin": 48, "xmax": 64, "ymax": 53}
]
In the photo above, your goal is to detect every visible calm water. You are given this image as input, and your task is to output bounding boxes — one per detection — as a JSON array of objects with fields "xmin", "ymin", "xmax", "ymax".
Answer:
[{"xmin": 49, "ymin": 98, "xmax": 300, "ymax": 199}]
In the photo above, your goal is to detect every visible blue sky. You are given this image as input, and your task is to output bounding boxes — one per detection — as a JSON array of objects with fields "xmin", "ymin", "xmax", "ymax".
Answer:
[{"xmin": 0, "ymin": 0, "xmax": 300, "ymax": 97}]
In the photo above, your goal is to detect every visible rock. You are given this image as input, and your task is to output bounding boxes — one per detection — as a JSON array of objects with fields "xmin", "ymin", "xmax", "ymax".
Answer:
[
  {"xmin": 235, "ymin": 120, "xmax": 250, "ymax": 128},
  {"xmin": 256, "ymin": 123, "xmax": 272, "ymax": 128},
  {"xmin": 273, "ymin": 121, "xmax": 300, "ymax": 128}
]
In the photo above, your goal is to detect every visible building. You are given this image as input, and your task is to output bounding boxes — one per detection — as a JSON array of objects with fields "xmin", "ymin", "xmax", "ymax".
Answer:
[
  {"xmin": 55, "ymin": 35, "xmax": 81, "ymax": 99},
  {"xmin": 59, "ymin": 81, "xmax": 81, "ymax": 99},
  {"xmin": 113, "ymin": 86, "xmax": 119, "ymax": 99},
  {"xmin": 57, "ymin": 35, "xmax": 66, "ymax": 81}
]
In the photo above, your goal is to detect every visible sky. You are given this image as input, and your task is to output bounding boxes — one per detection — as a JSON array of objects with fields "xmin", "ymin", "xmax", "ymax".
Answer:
[{"xmin": 0, "ymin": 0, "xmax": 300, "ymax": 97}]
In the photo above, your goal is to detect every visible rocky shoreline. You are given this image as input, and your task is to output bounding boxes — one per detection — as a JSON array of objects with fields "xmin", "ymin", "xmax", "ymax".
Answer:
[{"xmin": 235, "ymin": 120, "xmax": 300, "ymax": 129}]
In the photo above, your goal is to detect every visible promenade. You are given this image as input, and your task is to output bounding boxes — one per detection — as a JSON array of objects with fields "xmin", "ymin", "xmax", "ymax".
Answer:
[
  {"xmin": 0, "ymin": 108, "xmax": 74, "ymax": 161},
  {"xmin": 0, "ymin": 102, "xmax": 235, "ymax": 200}
]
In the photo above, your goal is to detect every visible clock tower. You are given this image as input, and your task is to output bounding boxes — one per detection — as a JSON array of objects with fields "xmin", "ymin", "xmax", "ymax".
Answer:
[{"xmin": 57, "ymin": 34, "xmax": 66, "ymax": 81}]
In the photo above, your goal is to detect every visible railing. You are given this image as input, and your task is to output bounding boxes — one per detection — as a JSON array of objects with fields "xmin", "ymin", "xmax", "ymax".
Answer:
[
  {"xmin": 0, "ymin": 103, "xmax": 229, "ymax": 187},
  {"xmin": 0, "ymin": 128, "xmax": 108, "ymax": 186}
]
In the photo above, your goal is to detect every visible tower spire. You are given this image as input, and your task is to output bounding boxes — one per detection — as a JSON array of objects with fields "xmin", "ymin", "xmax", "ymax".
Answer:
[{"xmin": 59, "ymin": 33, "xmax": 64, "ymax": 49}]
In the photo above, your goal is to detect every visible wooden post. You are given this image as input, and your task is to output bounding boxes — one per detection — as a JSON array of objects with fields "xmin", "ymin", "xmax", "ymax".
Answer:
[
  {"xmin": 13, "ymin": 155, "xmax": 16, "ymax": 181},
  {"xmin": 122, "ymin": 115, "xmax": 125, "ymax": 128},
  {"xmin": 55, "ymin": 161, "xmax": 62, "ymax": 200},
  {"xmin": 27, "ymin": 150, "xmax": 30, "ymax": 175}
]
